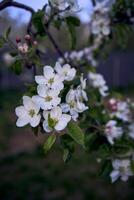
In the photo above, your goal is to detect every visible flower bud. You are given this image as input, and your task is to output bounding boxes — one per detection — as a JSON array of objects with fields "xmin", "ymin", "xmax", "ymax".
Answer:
[
  {"xmin": 25, "ymin": 34, "xmax": 31, "ymax": 41},
  {"xmin": 16, "ymin": 37, "xmax": 21, "ymax": 43}
]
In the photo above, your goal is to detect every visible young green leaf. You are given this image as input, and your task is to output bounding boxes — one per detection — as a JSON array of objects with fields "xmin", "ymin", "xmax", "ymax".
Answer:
[
  {"xmin": 67, "ymin": 121, "xmax": 85, "ymax": 147},
  {"xmin": 4, "ymin": 26, "xmax": 11, "ymax": 40},
  {"xmin": 10, "ymin": 59, "xmax": 22, "ymax": 75},
  {"xmin": 43, "ymin": 134, "xmax": 56, "ymax": 154}
]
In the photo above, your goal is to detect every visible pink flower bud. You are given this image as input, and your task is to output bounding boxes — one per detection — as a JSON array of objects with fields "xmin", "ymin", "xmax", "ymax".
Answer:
[
  {"xmin": 16, "ymin": 37, "xmax": 21, "ymax": 43},
  {"xmin": 25, "ymin": 34, "xmax": 31, "ymax": 41}
]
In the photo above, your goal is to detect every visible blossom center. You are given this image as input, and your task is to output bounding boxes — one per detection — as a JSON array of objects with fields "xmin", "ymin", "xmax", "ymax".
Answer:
[
  {"xmin": 29, "ymin": 109, "xmax": 35, "ymax": 117},
  {"xmin": 48, "ymin": 78, "xmax": 54, "ymax": 85},
  {"xmin": 45, "ymin": 96, "xmax": 52, "ymax": 102}
]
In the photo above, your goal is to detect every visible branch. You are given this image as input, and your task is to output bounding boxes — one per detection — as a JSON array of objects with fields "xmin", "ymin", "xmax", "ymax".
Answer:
[
  {"xmin": 91, "ymin": 0, "xmax": 96, "ymax": 7},
  {"xmin": 0, "ymin": 0, "xmax": 34, "ymax": 14}
]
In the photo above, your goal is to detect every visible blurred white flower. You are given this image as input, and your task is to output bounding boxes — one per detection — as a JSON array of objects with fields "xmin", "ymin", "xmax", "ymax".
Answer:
[
  {"xmin": 109, "ymin": 99, "xmax": 131, "ymax": 122},
  {"xmin": 55, "ymin": 62, "xmax": 76, "ymax": 81},
  {"xmin": 43, "ymin": 106, "xmax": 71, "ymax": 132},
  {"xmin": 35, "ymin": 65, "xmax": 64, "ymax": 91},
  {"xmin": 90, "ymin": 1, "xmax": 110, "ymax": 37},
  {"xmin": 110, "ymin": 159, "xmax": 133, "ymax": 183},
  {"xmin": 49, "ymin": 0, "xmax": 79, "ymax": 12},
  {"xmin": 88, "ymin": 72, "xmax": 108, "ymax": 97},
  {"xmin": 18, "ymin": 42, "xmax": 29, "ymax": 54},
  {"xmin": 15, "ymin": 96, "xmax": 41, "ymax": 127},
  {"xmin": 105, "ymin": 120, "xmax": 123, "ymax": 145},
  {"xmin": 3, "ymin": 53, "xmax": 15, "ymax": 66}
]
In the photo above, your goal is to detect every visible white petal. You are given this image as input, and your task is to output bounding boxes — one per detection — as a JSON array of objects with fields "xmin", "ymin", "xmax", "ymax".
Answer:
[
  {"xmin": 37, "ymin": 84, "xmax": 48, "ymax": 97},
  {"xmin": 55, "ymin": 62, "xmax": 62, "ymax": 73},
  {"xmin": 121, "ymin": 175, "xmax": 129, "ymax": 182},
  {"xmin": 102, "ymin": 26, "xmax": 110, "ymax": 35},
  {"xmin": 61, "ymin": 103, "xmax": 70, "ymax": 113},
  {"xmin": 35, "ymin": 75, "xmax": 45, "ymax": 85},
  {"xmin": 16, "ymin": 116, "xmax": 29, "ymax": 127},
  {"xmin": 55, "ymin": 114, "xmax": 71, "ymax": 131},
  {"xmin": 43, "ymin": 120, "xmax": 52, "ymax": 133},
  {"xmin": 70, "ymin": 109, "xmax": 79, "ymax": 121},
  {"xmin": 30, "ymin": 114, "xmax": 41, "ymax": 127},
  {"xmin": 23, "ymin": 96, "xmax": 36, "ymax": 111},
  {"xmin": 51, "ymin": 97, "xmax": 61, "ymax": 107},
  {"xmin": 43, "ymin": 111, "xmax": 49, "ymax": 120},
  {"xmin": 32, "ymin": 95, "xmax": 44, "ymax": 109},
  {"xmin": 15, "ymin": 106, "xmax": 27, "ymax": 117},
  {"xmin": 43, "ymin": 66, "xmax": 54, "ymax": 79},
  {"xmin": 50, "ymin": 106, "xmax": 62, "ymax": 119},
  {"xmin": 110, "ymin": 170, "xmax": 120, "ymax": 183}
]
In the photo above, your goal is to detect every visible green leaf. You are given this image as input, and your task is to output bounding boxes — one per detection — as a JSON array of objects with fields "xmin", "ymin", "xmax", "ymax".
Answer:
[
  {"xmin": 67, "ymin": 121, "xmax": 85, "ymax": 147},
  {"xmin": 0, "ymin": 37, "xmax": 5, "ymax": 48},
  {"xmin": 4, "ymin": 26, "xmax": 11, "ymax": 40},
  {"xmin": 32, "ymin": 10, "xmax": 45, "ymax": 36},
  {"xmin": 60, "ymin": 134, "xmax": 75, "ymax": 162},
  {"xmin": 99, "ymin": 160, "xmax": 112, "ymax": 180},
  {"xmin": 43, "ymin": 134, "xmax": 56, "ymax": 154},
  {"xmin": 63, "ymin": 148, "xmax": 70, "ymax": 163},
  {"xmin": 10, "ymin": 59, "xmax": 22, "ymax": 75},
  {"xmin": 66, "ymin": 16, "xmax": 80, "ymax": 49},
  {"xmin": 66, "ymin": 16, "xmax": 80, "ymax": 27}
]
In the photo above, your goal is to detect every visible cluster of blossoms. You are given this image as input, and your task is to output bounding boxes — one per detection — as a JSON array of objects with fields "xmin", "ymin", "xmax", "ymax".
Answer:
[
  {"xmin": 88, "ymin": 72, "xmax": 109, "ymax": 97},
  {"xmin": 90, "ymin": 1, "xmax": 111, "ymax": 37},
  {"xmin": 101, "ymin": 97, "xmax": 134, "ymax": 182},
  {"xmin": 16, "ymin": 35, "xmax": 37, "ymax": 54},
  {"xmin": 57, "ymin": 35, "xmax": 103, "ymax": 67},
  {"xmin": 15, "ymin": 62, "xmax": 88, "ymax": 132},
  {"xmin": 110, "ymin": 159, "xmax": 133, "ymax": 183},
  {"xmin": 49, "ymin": 0, "xmax": 79, "ymax": 13}
]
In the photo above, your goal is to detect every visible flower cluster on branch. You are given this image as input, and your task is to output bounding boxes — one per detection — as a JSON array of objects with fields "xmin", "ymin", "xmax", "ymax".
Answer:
[{"xmin": 0, "ymin": 0, "xmax": 134, "ymax": 183}]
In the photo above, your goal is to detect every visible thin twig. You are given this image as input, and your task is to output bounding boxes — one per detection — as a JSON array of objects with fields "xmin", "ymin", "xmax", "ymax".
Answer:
[
  {"xmin": 91, "ymin": 0, "xmax": 96, "ymax": 7},
  {"xmin": 0, "ymin": 0, "xmax": 34, "ymax": 13}
]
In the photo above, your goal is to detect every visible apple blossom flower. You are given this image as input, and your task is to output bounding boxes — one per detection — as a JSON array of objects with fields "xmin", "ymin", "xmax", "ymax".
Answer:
[
  {"xmin": 49, "ymin": 0, "xmax": 79, "ymax": 12},
  {"xmin": 104, "ymin": 120, "xmax": 123, "ymax": 145},
  {"xmin": 43, "ymin": 106, "xmax": 71, "ymax": 132},
  {"xmin": 110, "ymin": 159, "xmax": 133, "ymax": 183},
  {"xmin": 35, "ymin": 65, "xmax": 64, "ymax": 91},
  {"xmin": 88, "ymin": 72, "xmax": 108, "ymax": 97},
  {"xmin": 18, "ymin": 42, "xmax": 29, "ymax": 54},
  {"xmin": 15, "ymin": 96, "xmax": 41, "ymax": 127},
  {"xmin": 33, "ymin": 85, "xmax": 61, "ymax": 110},
  {"xmin": 90, "ymin": 1, "xmax": 111, "ymax": 37},
  {"xmin": 61, "ymin": 76, "xmax": 88, "ymax": 121},
  {"xmin": 55, "ymin": 62, "xmax": 76, "ymax": 81},
  {"xmin": 109, "ymin": 99, "xmax": 131, "ymax": 122}
]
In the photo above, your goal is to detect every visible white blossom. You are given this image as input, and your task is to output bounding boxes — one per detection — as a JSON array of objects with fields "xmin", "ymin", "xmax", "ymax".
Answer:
[
  {"xmin": 55, "ymin": 62, "xmax": 76, "ymax": 81},
  {"xmin": 49, "ymin": 0, "xmax": 79, "ymax": 12},
  {"xmin": 15, "ymin": 96, "xmax": 41, "ymax": 127},
  {"xmin": 18, "ymin": 42, "xmax": 29, "ymax": 54},
  {"xmin": 90, "ymin": 1, "xmax": 111, "ymax": 37},
  {"xmin": 104, "ymin": 120, "xmax": 123, "ymax": 145},
  {"xmin": 35, "ymin": 65, "xmax": 64, "ymax": 91},
  {"xmin": 88, "ymin": 72, "xmax": 108, "ymax": 97},
  {"xmin": 109, "ymin": 99, "xmax": 131, "ymax": 122},
  {"xmin": 61, "ymin": 75, "xmax": 88, "ymax": 121},
  {"xmin": 33, "ymin": 85, "xmax": 61, "ymax": 110},
  {"xmin": 43, "ymin": 106, "xmax": 71, "ymax": 132},
  {"xmin": 110, "ymin": 159, "xmax": 133, "ymax": 183}
]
